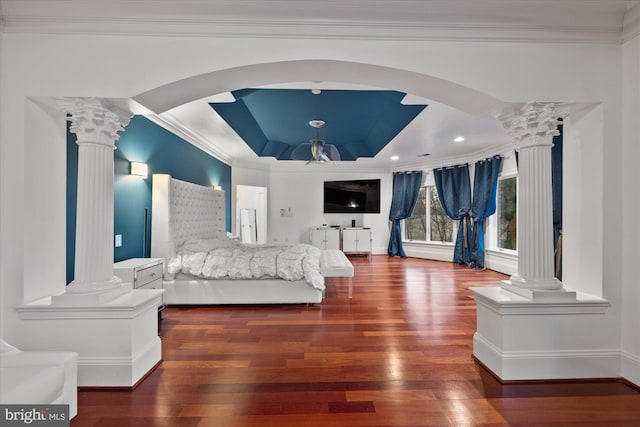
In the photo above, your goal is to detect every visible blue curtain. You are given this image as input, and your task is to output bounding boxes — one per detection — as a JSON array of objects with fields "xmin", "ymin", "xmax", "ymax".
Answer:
[
  {"xmin": 552, "ymin": 124, "xmax": 563, "ymax": 279},
  {"xmin": 434, "ymin": 165, "xmax": 471, "ymax": 264},
  {"xmin": 388, "ymin": 171, "xmax": 423, "ymax": 257},
  {"xmin": 469, "ymin": 155, "xmax": 503, "ymax": 269}
]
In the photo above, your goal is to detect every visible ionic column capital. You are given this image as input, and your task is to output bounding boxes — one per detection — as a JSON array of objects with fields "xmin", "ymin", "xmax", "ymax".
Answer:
[
  {"xmin": 58, "ymin": 98, "xmax": 132, "ymax": 147},
  {"xmin": 499, "ymin": 102, "xmax": 569, "ymax": 151}
]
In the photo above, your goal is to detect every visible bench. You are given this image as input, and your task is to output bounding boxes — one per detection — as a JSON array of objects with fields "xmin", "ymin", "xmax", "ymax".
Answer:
[
  {"xmin": 0, "ymin": 339, "xmax": 78, "ymax": 418},
  {"xmin": 320, "ymin": 250, "xmax": 355, "ymax": 298}
]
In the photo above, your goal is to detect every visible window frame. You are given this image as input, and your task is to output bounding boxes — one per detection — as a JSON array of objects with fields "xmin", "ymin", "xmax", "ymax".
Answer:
[
  {"xmin": 492, "ymin": 173, "xmax": 518, "ymax": 254},
  {"xmin": 403, "ymin": 185, "xmax": 456, "ymax": 245}
]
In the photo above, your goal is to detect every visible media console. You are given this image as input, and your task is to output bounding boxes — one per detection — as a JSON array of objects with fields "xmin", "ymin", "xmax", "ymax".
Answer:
[{"xmin": 310, "ymin": 227, "xmax": 372, "ymax": 260}]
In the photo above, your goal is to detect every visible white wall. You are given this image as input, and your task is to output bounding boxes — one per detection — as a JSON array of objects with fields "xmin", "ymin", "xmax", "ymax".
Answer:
[
  {"xmin": 0, "ymin": 30, "xmax": 630, "ymax": 381},
  {"xmin": 621, "ymin": 34, "xmax": 640, "ymax": 386},
  {"xmin": 268, "ymin": 168, "xmax": 391, "ymax": 253}
]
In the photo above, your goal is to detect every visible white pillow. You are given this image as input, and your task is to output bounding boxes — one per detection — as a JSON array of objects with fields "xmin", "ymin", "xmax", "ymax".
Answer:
[{"xmin": 181, "ymin": 238, "xmax": 239, "ymax": 252}]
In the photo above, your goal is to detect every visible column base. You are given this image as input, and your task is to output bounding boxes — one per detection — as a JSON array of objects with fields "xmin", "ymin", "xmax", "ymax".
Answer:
[
  {"xmin": 17, "ymin": 289, "xmax": 163, "ymax": 387},
  {"xmin": 501, "ymin": 279, "xmax": 576, "ymax": 301},
  {"xmin": 471, "ymin": 286, "xmax": 613, "ymax": 381},
  {"xmin": 52, "ymin": 278, "xmax": 132, "ymax": 305}
]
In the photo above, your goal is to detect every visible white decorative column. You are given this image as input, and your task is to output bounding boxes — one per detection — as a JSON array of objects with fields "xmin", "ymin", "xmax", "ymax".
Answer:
[
  {"xmin": 16, "ymin": 97, "xmax": 163, "ymax": 387},
  {"xmin": 54, "ymin": 98, "xmax": 132, "ymax": 304},
  {"xmin": 469, "ymin": 102, "xmax": 611, "ymax": 383},
  {"xmin": 499, "ymin": 102, "xmax": 575, "ymax": 301}
]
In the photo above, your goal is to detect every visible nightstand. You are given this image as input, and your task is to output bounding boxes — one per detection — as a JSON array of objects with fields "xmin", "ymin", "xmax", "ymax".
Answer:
[{"xmin": 114, "ymin": 258, "xmax": 165, "ymax": 311}]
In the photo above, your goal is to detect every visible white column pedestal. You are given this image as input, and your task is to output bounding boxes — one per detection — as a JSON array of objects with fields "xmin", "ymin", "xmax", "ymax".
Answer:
[
  {"xmin": 471, "ymin": 286, "xmax": 612, "ymax": 380},
  {"xmin": 17, "ymin": 290, "xmax": 163, "ymax": 387}
]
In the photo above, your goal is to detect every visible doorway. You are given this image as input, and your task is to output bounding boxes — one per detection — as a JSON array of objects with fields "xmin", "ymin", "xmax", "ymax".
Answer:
[{"xmin": 236, "ymin": 185, "xmax": 267, "ymax": 244}]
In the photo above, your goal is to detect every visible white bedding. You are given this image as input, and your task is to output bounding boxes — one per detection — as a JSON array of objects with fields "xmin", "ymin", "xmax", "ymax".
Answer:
[{"xmin": 166, "ymin": 239, "xmax": 325, "ymax": 291}]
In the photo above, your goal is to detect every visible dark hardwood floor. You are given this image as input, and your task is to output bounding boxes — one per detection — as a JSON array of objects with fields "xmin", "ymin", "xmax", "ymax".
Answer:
[{"xmin": 72, "ymin": 256, "xmax": 640, "ymax": 426}]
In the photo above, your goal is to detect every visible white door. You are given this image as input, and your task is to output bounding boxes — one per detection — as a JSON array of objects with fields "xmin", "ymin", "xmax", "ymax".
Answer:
[{"xmin": 240, "ymin": 208, "xmax": 257, "ymax": 243}]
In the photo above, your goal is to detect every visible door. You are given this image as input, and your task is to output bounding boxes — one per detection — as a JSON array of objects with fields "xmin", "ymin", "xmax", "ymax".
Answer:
[{"xmin": 240, "ymin": 208, "xmax": 257, "ymax": 243}]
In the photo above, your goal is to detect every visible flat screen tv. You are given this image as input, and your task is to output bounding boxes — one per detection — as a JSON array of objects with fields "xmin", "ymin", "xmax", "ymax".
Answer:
[{"xmin": 324, "ymin": 179, "xmax": 381, "ymax": 214}]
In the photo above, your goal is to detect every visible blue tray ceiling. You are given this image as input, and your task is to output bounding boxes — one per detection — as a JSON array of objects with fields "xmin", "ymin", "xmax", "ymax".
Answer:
[{"xmin": 209, "ymin": 89, "xmax": 427, "ymax": 161}]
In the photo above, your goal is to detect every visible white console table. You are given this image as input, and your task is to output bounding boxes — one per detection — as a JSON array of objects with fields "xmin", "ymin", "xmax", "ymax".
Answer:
[
  {"xmin": 310, "ymin": 227, "xmax": 341, "ymax": 250},
  {"xmin": 310, "ymin": 226, "xmax": 372, "ymax": 260},
  {"xmin": 341, "ymin": 227, "xmax": 372, "ymax": 261}
]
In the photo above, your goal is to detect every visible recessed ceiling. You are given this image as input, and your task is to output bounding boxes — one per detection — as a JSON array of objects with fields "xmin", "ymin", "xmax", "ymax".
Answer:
[{"xmin": 209, "ymin": 89, "xmax": 427, "ymax": 161}]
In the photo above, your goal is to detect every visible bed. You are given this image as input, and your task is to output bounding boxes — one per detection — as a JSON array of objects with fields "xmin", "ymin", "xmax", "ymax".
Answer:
[{"xmin": 150, "ymin": 174, "xmax": 325, "ymax": 305}]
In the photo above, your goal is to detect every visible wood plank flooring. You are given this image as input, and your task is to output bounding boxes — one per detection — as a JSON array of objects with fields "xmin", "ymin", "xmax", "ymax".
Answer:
[{"xmin": 72, "ymin": 256, "xmax": 640, "ymax": 426}]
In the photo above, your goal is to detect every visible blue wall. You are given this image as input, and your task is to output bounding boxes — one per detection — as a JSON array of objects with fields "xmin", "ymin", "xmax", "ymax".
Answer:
[{"xmin": 66, "ymin": 115, "xmax": 232, "ymax": 284}]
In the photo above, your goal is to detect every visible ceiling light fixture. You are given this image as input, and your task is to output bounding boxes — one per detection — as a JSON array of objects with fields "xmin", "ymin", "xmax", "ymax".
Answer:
[
  {"xmin": 391, "ymin": 155, "xmax": 399, "ymax": 161},
  {"xmin": 311, "ymin": 89, "xmax": 321, "ymax": 95},
  {"xmin": 290, "ymin": 120, "xmax": 341, "ymax": 164},
  {"xmin": 454, "ymin": 136, "xmax": 465, "ymax": 142}
]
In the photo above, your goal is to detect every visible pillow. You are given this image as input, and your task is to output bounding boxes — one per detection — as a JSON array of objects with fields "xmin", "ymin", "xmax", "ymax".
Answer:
[{"xmin": 180, "ymin": 238, "xmax": 240, "ymax": 253}]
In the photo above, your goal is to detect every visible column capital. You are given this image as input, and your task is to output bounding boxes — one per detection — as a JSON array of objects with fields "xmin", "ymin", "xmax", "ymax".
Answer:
[
  {"xmin": 58, "ymin": 98, "xmax": 132, "ymax": 147},
  {"xmin": 499, "ymin": 102, "xmax": 569, "ymax": 150}
]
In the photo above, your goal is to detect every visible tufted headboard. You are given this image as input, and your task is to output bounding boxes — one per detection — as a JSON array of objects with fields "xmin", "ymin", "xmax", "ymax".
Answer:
[{"xmin": 151, "ymin": 174, "xmax": 226, "ymax": 263}]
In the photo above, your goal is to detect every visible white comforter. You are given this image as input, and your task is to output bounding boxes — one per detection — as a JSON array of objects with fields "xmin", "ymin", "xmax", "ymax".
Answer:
[{"xmin": 167, "ymin": 239, "xmax": 325, "ymax": 290}]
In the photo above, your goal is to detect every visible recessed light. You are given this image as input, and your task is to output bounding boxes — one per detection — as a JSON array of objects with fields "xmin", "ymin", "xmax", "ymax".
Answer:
[
  {"xmin": 391, "ymin": 155, "xmax": 399, "ymax": 161},
  {"xmin": 454, "ymin": 136, "xmax": 465, "ymax": 142}
]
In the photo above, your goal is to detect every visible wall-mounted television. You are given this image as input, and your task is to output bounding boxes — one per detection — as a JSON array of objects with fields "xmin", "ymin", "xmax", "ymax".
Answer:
[{"xmin": 324, "ymin": 179, "xmax": 381, "ymax": 214}]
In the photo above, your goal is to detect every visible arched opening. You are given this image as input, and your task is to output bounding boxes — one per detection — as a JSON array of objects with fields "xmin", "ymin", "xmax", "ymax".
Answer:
[{"xmin": 133, "ymin": 59, "xmax": 505, "ymax": 117}]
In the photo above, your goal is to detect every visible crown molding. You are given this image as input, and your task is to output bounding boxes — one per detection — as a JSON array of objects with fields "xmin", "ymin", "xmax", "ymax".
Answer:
[
  {"xmin": 143, "ymin": 113, "xmax": 233, "ymax": 166},
  {"xmin": 391, "ymin": 142, "xmax": 515, "ymax": 173},
  {"xmin": 267, "ymin": 161, "xmax": 389, "ymax": 175},
  {"xmin": 0, "ymin": 15, "xmax": 623, "ymax": 45},
  {"xmin": 623, "ymin": 2, "xmax": 640, "ymax": 42}
]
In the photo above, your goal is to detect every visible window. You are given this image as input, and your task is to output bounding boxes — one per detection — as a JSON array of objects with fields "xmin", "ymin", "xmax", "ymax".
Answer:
[
  {"xmin": 429, "ymin": 187, "xmax": 454, "ymax": 242},
  {"xmin": 404, "ymin": 186, "xmax": 454, "ymax": 243},
  {"xmin": 497, "ymin": 177, "xmax": 517, "ymax": 250},
  {"xmin": 404, "ymin": 187, "xmax": 427, "ymax": 241}
]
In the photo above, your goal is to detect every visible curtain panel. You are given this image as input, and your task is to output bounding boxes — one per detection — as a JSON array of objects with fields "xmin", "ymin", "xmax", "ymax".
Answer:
[
  {"xmin": 552, "ymin": 124, "xmax": 563, "ymax": 279},
  {"xmin": 433, "ymin": 165, "xmax": 472, "ymax": 264},
  {"xmin": 469, "ymin": 155, "xmax": 503, "ymax": 269},
  {"xmin": 388, "ymin": 171, "xmax": 423, "ymax": 257}
]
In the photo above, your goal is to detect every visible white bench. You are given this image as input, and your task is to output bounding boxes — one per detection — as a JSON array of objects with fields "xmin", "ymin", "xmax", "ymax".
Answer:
[
  {"xmin": 0, "ymin": 339, "xmax": 78, "ymax": 418},
  {"xmin": 320, "ymin": 250, "xmax": 355, "ymax": 298}
]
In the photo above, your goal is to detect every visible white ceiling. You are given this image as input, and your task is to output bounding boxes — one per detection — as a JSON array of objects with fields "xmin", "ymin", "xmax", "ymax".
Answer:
[{"xmin": 2, "ymin": 0, "xmax": 638, "ymax": 170}]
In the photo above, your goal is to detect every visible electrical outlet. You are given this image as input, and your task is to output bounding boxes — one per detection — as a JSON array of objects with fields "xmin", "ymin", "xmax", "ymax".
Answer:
[{"xmin": 115, "ymin": 234, "xmax": 122, "ymax": 248}]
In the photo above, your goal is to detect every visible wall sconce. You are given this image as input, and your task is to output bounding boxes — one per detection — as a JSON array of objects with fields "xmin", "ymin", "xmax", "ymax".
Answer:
[
  {"xmin": 130, "ymin": 161, "xmax": 148, "ymax": 178},
  {"xmin": 212, "ymin": 185, "xmax": 222, "ymax": 191}
]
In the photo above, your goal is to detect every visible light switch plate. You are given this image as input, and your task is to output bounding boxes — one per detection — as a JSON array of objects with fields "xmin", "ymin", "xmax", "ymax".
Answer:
[{"xmin": 115, "ymin": 234, "xmax": 122, "ymax": 247}]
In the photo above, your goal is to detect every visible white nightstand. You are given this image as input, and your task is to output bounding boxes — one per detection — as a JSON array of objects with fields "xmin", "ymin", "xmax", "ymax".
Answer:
[{"xmin": 114, "ymin": 258, "xmax": 165, "ymax": 310}]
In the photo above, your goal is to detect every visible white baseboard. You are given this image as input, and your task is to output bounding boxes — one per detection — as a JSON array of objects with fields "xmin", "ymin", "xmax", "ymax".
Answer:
[
  {"xmin": 474, "ymin": 333, "xmax": 621, "ymax": 380},
  {"xmin": 622, "ymin": 350, "xmax": 640, "ymax": 388},
  {"xmin": 77, "ymin": 336, "xmax": 162, "ymax": 387},
  {"xmin": 484, "ymin": 249, "xmax": 518, "ymax": 276}
]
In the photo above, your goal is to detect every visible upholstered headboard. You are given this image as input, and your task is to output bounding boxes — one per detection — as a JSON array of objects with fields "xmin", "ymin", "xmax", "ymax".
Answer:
[{"xmin": 151, "ymin": 174, "xmax": 226, "ymax": 262}]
